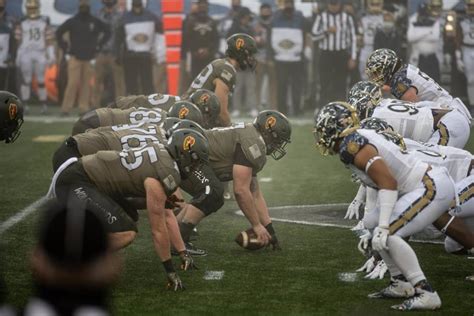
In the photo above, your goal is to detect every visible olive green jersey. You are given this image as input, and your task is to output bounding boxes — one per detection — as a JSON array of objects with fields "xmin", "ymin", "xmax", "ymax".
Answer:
[
  {"xmin": 183, "ymin": 58, "xmax": 237, "ymax": 99},
  {"xmin": 81, "ymin": 142, "xmax": 180, "ymax": 198},
  {"xmin": 113, "ymin": 93, "xmax": 181, "ymax": 112},
  {"xmin": 73, "ymin": 123, "xmax": 166, "ymax": 156},
  {"xmin": 95, "ymin": 107, "xmax": 167, "ymax": 127},
  {"xmin": 204, "ymin": 123, "xmax": 266, "ymax": 181}
]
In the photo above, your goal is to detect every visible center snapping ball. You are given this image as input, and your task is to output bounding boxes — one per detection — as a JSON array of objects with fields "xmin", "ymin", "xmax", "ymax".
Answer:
[{"xmin": 235, "ymin": 228, "xmax": 265, "ymax": 250}]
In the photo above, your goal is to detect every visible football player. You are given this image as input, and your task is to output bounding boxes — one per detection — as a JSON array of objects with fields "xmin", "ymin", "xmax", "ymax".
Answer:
[
  {"xmin": 182, "ymin": 33, "xmax": 257, "ymax": 126},
  {"xmin": 15, "ymin": 0, "xmax": 55, "ymax": 114},
  {"xmin": 348, "ymin": 80, "xmax": 467, "ymax": 147},
  {"xmin": 0, "ymin": 91, "xmax": 24, "ymax": 144},
  {"xmin": 358, "ymin": 0, "xmax": 384, "ymax": 80},
  {"xmin": 107, "ymin": 92, "xmax": 181, "ymax": 112},
  {"xmin": 314, "ymin": 101, "xmax": 454, "ymax": 310},
  {"xmin": 365, "ymin": 48, "xmax": 471, "ymax": 147},
  {"xmin": 188, "ymin": 89, "xmax": 221, "ymax": 129},
  {"xmin": 71, "ymin": 101, "xmax": 202, "ymax": 135},
  {"xmin": 48, "ymin": 128, "xmax": 208, "ymax": 290}
]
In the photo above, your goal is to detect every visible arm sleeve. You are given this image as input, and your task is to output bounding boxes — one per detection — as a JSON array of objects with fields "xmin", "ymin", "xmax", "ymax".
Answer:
[
  {"xmin": 312, "ymin": 13, "xmax": 326, "ymax": 42},
  {"xmin": 233, "ymin": 143, "xmax": 256, "ymax": 174}
]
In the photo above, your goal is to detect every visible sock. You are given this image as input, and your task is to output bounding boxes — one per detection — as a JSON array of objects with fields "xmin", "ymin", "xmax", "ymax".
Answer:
[
  {"xmin": 387, "ymin": 235, "xmax": 426, "ymax": 286},
  {"xmin": 179, "ymin": 221, "xmax": 196, "ymax": 243},
  {"xmin": 378, "ymin": 249, "xmax": 403, "ymax": 277},
  {"xmin": 38, "ymin": 84, "xmax": 47, "ymax": 102}
]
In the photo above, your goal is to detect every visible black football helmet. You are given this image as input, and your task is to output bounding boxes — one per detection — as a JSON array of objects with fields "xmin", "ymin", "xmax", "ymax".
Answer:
[
  {"xmin": 162, "ymin": 117, "xmax": 181, "ymax": 136},
  {"xmin": 226, "ymin": 33, "xmax": 258, "ymax": 71},
  {"xmin": 166, "ymin": 128, "xmax": 209, "ymax": 175},
  {"xmin": 253, "ymin": 110, "xmax": 291, "ymax": 160},
  {"xmin": 347, "ymin": 81, "xmax": 382, "ymax": 120},
  {"xmin": 189, "ymin": 89, "xmax": 220, "ymax": 128},
  {"xmin": 365, "ymin": 48, "xmax": 401, "ymax": 86},
  {"xmin": 167, "ymin": 119, "xmax": 206, "ymax": 139},
  {"xmin": 0, "ymin": 91, "xmax": 24, "ymax": 144},
  {"xmin": 313, "ymin": 101, "xmax": 359, "ymax": 155},
  {"xmin": 168, "ymin": 101, "xmax": 204, "ymax": 126}
]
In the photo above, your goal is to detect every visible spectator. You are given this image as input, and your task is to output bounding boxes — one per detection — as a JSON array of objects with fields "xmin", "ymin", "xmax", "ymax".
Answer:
[
  {"xmin": 270, "ymin": 0, "xmax": 310, "ymax": 115},
  {"xmin": 374, "ymin": 11, "xmax": 402, "ymax": 55},
  {"xmin": 227, "ymin": 7, "xmax": 258, "ymax": 117},
  {"xmin": 0, "ymin": 0, "xmax": 17, "ymax": 94},
  {"xmin": 93, "ymin": 0, "xmax": 125, "ymax": 107},
  {"xmin": 25, "ymin": 201, "xmax": 120, "ymax": 315},
  {"xmin": 183, "ymin": 0, "xmax": 219, "ymax": 79},
  {"xmin": 312, "ymin": 0, "xmax": 357, "ymax": 106},
  {"xmin": 407, "ymin": 0, "xmax": 443, "ymax": 82},
  {"xmin": 218, "ymin": 0, "xmax": 242, "ymax": 55},
  {"xmin": 56, "ymin": 0, "xmax": 110, "ymax": 116},
  {"xmin": 456, "ymin": 0, "xmax": 474, "ymax": 110},
  {"xmin": 255, "ymin": 3, "xmax": 277, "ymax": 109},
  {"xmin": 115, "ymin": 0, "xmax": 165, "ymax": 95},
  {"xmin": 179, "ymin": 2, "xmax": 199, "ymax": 94}
]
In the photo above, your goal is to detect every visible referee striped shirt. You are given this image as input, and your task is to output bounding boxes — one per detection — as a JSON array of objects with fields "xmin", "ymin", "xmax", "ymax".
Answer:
[{"xmin": 312, "ymin": 10, "xmax": 357, "ymax": 60}]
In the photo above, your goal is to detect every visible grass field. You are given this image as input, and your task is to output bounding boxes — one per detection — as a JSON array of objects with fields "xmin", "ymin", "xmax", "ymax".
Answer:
[{"xmin": 0, "ymin": 117, "xmax": 473, "ymax": 315}]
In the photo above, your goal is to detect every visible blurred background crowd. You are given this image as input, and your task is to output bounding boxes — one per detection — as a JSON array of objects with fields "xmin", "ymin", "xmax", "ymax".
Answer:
[{"xmin": 0, "ymin": 0, "xmax": 472, "ymax": 118}]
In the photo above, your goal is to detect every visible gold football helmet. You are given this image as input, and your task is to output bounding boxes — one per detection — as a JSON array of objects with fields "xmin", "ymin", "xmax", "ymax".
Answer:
[{"xmin": 25, "ymin": 0, "xmax": 40, "ymax": 19}]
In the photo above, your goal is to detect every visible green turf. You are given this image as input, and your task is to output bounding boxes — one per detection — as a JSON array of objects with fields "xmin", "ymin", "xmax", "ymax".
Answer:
[{"xmin": 0, "ymin": 120, "xmax": 473, "ymax": 315}]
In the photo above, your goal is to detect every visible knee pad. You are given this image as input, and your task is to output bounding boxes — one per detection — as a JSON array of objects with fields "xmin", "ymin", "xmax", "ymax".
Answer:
[{"xmin": 190, "ymin": 184, "xmax": 224, "ymax": 216}]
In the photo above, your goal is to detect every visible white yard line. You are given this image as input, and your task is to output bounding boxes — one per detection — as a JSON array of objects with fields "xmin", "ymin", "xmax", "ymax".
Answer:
[{"xmin": 0, "ymin": 196, "xmax": 46, "ymax": 235}]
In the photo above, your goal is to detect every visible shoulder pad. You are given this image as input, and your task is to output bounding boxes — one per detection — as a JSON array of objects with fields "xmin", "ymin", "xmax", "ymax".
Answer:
[
  {"xmin": 339, "ymin": 132, "xmax": 369, "ymax": 165},
  {"xmin": 390, "ymin": 65, "xmax": 412, "ymax": 99}
]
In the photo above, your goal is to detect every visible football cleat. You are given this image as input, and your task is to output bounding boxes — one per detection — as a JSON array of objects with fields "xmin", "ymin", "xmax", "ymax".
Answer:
[
  {"xmin": 391, "ymin": 288, "xmax": 441, "ymax": 311},
  {"xmin": 466, "ymin": 275, "xmax": 474, "ymax": 282},
  {"xmin": 368, "ymin": 278, "xmax": 415, "ymax": 299},
  {"xmin": 185, "ymin": 242, "xmax": 208, "ymax": 257}
]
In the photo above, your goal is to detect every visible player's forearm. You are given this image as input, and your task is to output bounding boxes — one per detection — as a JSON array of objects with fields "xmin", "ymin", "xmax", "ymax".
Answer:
[
  {"xmin": 235, "ymin": 188, "xmax": 261, "ymax": 227},
  {"xmin": 252, "ymin": 183, "xmax": 271, "ymax": 226},
  {"xmin": 165, "ymin": 209, "xmax": 186, "ymax": 253},
  {"xmin": 150, "ymin": 217, "xmax": 172, "ymax": 262}
]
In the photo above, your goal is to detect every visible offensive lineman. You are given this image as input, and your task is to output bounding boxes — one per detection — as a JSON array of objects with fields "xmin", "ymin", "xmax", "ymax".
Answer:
[
  {"xmin": 358, "ymin": 0, "xmax": 384, "ymax": 80},
  {"xmin": 365, "ymin": 49, "xmax": 471, "ymax": 148},
  {"xmin": 15, "ymin": 0, "xmax": 55, "ymax": 114},
  {"xmin": 183, "ymin": 33, "xmax": 257, "ymax": 127}
]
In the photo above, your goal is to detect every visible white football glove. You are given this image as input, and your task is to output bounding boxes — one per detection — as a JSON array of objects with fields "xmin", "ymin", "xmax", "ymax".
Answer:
[
  {"xmin": 371, "ymin": 226, "xmax": 389, "ymax": 252},
  {"xmin": 357, "ymin": 230, "xmax": 372, "ymax": 256},
  {"xmin": 351, "ymin": 220, "xmax": 366, "ymax": 235},
  {"xmin": 356, "ymin": 256, "xmax": 376, "ymax": 273},
  {"xmin": 365, "ymin": 260, "xmax": 388, "ymax": 279},
  {"xmin": 345, "ymin": 199, "xmax": 363, "ymax": 220}
]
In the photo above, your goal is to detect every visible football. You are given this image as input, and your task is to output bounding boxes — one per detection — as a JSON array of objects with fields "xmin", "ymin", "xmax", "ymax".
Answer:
[{"xmin": 235, "ymin": 228, "xmax": 265, "ymax": 250}]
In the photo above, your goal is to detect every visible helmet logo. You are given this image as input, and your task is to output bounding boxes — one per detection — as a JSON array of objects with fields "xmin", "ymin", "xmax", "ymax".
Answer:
[
  {"xmin": 183, "ymin": 136, "xmax": 196, "ymax": 151},
  {"xmin": 236, "ymin": 38, "xmax": 245, "ymax": 50},
  {"xmin": 265, "ymin": 116, "xmax": 277, "ymax": 129},
  {"xmin": 178, "ymin": 107, "xmax": 190, "ymax": 119},
  {"xmin": 8, "ymin": 103, "xmax": 17, "ymax": 120},
  {"xmin": 199, "ymin": 93, "xmax": 210, "ymax": 105}
]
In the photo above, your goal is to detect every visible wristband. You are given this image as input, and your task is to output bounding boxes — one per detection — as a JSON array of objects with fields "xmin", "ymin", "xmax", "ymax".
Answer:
[{"xmin": 378, "ymin": 189, "xmax": 398, "ymax": 228}]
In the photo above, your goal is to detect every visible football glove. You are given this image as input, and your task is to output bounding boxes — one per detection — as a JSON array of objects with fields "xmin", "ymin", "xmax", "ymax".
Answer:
[
  {"xmin": 166, "ymin": 272, "xmax": 185, "ymax": 291},
  {"xmin": 356, "ymin": 256, "xmax": 376, "ymax": 273},
  {"xmin": 372, "ymin": 226, "xmax": 389, "ymax": 252},
  {"xmin": 345, "ymin": 199, "xmax": 363, "ymax": 220},
  {"xmin": 357, "ymin": 230, "xmax": 372, "ymax": 256},
  {"xmin": 364, "ymin": 260, "xmax": 387, "ymax": 279},
  {"xmin": 179, "ymin": 251, "xmax": 198, "ymax": 271},
  {"xmin": 351, "ymin": 221, "xmax": 367, "ymax": 236}
]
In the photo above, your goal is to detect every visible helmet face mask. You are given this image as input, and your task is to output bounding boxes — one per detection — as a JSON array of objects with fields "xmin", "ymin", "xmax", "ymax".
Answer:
[
  {"xmin": 226, "ymin": 33, "xmax": 258, "ymax": 71},
  {"xmin": 0, "ymin": 91, "xmax": 24, "ymax": 144},
  {"xmin": 166, "ymin": 128, "xmax": 209, "ymax": 176},
  {"xmin": 313, "ymin": 102, "xmax": 359, "ymax": 155},
  {"xmin": 365, "ymin": 48, "xmax": 399, "ymax": 86},
  {"xmin": 253, "ymin": 110, "xmax": 291, "ymax": 160}
]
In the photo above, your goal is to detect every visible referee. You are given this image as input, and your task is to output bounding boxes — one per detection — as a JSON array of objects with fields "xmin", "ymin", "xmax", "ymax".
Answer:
[{"xmin": 312, "ymin": 0, "xmax": 357, "ymax": 106}]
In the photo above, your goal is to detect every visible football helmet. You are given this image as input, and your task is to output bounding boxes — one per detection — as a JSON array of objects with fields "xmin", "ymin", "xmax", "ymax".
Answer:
[
  {"xmin": 347, "ymin": 81, "xmax": 382, "ymax": 120},
  {"xmin": 25, "ymin": 0, "xmax": 40, "ymax": 19},
  {"xmin": 162, "ymin": 117, "xmax": 181, "ymax": 136},
  {"xmin": 168, "ymin": 101, "xmax": 204, "ymax": 126},
  {"xmin": 466, "ymin": 0, "xmax": 474, "ymax": 15},
  {"xmin": 167, "ymin": 119, "xmax": 206, "ymax": 139},
  {"xmin": 367, "ymin": 0, "xmax": 383, "ymax": 14},
  {"xmin": 166, "ymin": 128, "xmax": 209, "ymax": 175},
  {"xmin": 0, "ymin": 91, "xmax": 24, "ymax": 144},
  {"xmin": 253, "ymin": 110, "xmax": 291, "ymax": 160},
  {"xmin": 427, "ymin": 0, "xmax": 443, "ymax": 17},
  {"xmin": 189, "ymin": 89, "xmax": 220, "ymax": 129},
  {"xmin": 360, "ymin": 117, "xmax": 406, "ymax": 150},
  {"xmin": 365, "ymin": 48, "xmax": 401, "ymax": 86},
  {"xmin": 313, "ymin": 101, "xmax": 359, "ymax": 155},
  {"xmin": 226, "ymin": 33, "xmax": 258, "ymax": 71}
]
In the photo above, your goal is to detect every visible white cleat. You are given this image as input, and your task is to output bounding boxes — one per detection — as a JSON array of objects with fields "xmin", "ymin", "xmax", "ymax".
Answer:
[
  {"xmin": 368, "ymin": 278, "xmax": 415, "ymax": 299},
  {"xmin": 391, "ymin": 288, "xmax": 441, "ymax": 311},
  {"xmin": 466, "ymin": 275, "xmax": 474, "ymax": 282}
]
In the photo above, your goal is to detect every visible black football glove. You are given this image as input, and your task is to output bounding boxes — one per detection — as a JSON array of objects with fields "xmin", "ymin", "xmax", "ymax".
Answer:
[
  {"xmin": 269, "ymin": 235, "xmax": 282, "ymax": 251},
  {"xmin": 179, "ymin": 251, "xmax": 198, "ymax": 271},
  {"xmin": 166, "ymin": 272, "xmax": 185, "ymax": 291}
]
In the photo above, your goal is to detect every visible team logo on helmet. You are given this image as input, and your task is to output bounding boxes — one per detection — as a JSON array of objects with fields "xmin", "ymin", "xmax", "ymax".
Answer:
[
  {"xmin": 8, "ymin": 103, "xmax": 17, "ymax": 120},
  {"xmin": 183, "ymin": 135, "xmax": 196, "ymax": 151},
  {"xmin": 199, "ymin": 93, "xmax": 210, "ymax": 105},
  {"xmin": 236, "ymin": 38, "xmax": 245, "ymax": 50},
  {"xmin": 178, "ymin": 107, "xmax": 190, "ymax": 118},
  {"xmin": 265, "ymin": 116, "xmax": 277, "ymax": 129}
]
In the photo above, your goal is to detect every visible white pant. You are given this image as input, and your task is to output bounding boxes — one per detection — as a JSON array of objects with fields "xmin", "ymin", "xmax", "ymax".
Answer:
[
  {"xmin": 364, "ymin": 167, "xmax": 455, "ymax": 238},
  {"xmin": 17, "ymin": 49, "xmax": 48, "ymax": 102},
  {"xmin": 427, "ymin": 109, "xmax": 470, "ymax": 149},
  {"xmin": 462, "ymin": 46, "xmax": 474, "ymax": 106}
]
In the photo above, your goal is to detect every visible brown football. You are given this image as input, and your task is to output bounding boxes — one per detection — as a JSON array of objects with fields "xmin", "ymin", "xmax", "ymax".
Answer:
[{"xmin": 235, "ymin": 228, "xmax": 265, "ymax": 250}]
